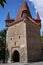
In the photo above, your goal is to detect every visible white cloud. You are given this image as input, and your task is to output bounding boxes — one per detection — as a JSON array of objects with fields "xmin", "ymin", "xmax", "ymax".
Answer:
[{"xmin": 29, "ymin": 0, "xmax": 43, "ymax": 35}]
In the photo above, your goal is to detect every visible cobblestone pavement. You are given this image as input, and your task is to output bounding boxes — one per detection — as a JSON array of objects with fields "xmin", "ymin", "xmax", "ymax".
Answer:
[{"xmin": 0, "ymin": 62, "xmax": 43, "ymax": 65}]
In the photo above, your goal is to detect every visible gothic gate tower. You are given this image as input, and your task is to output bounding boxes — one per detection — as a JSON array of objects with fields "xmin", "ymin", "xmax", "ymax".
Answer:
[{"xmin": 5, "ymin": 1, "xmax": 42, "ymax": 63}]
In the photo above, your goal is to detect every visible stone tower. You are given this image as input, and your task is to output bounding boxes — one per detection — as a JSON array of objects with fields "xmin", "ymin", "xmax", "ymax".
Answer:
[{"xmin": 5, "ymin": 2, "xmax": 42, "ymax": 63}]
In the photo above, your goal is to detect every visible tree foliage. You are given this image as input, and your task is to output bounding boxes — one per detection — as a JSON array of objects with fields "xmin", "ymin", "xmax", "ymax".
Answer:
[
  {"xmin": 0, "ymin": 29, "xmax": 6, "ymax": 62},
  {"xmin": 0, "ymin": 0, "xmax": 6, "ymax": 7},
  {"xmin": 41, "ymin": 35, "xmax": 43, "ymax": 47},
  {"xmin": 41, "ymin": 35, "xmax": 43, "ymax": 57}
]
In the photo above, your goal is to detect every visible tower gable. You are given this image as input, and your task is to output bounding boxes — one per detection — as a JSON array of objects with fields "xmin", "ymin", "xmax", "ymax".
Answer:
[
  {"xmin": 5, "ymin": 2, "xmax": 41, "ymax": 27},
  {"xmin": 16, "ymin": 2, "xmax": 32, "ymax": 21}
]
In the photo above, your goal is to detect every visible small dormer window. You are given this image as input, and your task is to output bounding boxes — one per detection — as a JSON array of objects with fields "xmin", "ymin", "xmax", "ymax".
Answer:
[{"xmin": 21, "ymin": 10, "xmax": 28, "ymax": 17}]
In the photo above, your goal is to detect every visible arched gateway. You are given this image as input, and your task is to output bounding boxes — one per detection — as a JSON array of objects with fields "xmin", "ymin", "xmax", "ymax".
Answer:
[
  {"xmin": 6, "ymin": 1, "xmax": 42, "ymax": 63},
  {"xmin": 11, "ymin": 50, "xmax": 20, "ymax": 62}
]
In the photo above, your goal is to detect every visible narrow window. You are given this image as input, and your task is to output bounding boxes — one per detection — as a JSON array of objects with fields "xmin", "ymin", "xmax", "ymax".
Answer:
[{"xmin": 15, "ymin": 42, "xmax": 16, "ymax": 45}]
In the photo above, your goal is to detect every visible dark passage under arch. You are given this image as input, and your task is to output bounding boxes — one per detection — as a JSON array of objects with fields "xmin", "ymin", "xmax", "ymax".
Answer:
[{"xmin": 11, "ymin": 50, "xmax": 20, "ymax": 62}]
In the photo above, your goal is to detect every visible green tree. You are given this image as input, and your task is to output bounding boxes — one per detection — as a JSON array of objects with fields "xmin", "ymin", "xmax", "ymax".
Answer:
[
  {"xmin": 41, "ymin": 35, "xmax": 43, "ymax": 48},
  {"xmin": 41, "ymin": 35, "xmax": 43, "ymax": 56},
  {"xmin": 41, "ymin": 35, "xmax": 43, "ymax": 61},
  {"xmin": 0, "ymin": 0, "xmax": 6, "ymax": 7},
  {"xmin": 0, "ymin": 29, "xmax": 6, "ymax": 63}
]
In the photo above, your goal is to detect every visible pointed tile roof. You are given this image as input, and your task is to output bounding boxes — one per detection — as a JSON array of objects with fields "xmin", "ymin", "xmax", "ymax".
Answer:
[
  {"xmin": 36, "ymin": 11, "xmax": 40, "ymax": 20},
  {"xmin": 16, "ymin": 2, "xmax": 32, "ymax": 21},
  {"xmin": 6, "ymin": 12, "xmax": 10, "ymax": 20},
  {"xmin": 5, "ymin": 2, "xmax": 41, "ymax": 27}
]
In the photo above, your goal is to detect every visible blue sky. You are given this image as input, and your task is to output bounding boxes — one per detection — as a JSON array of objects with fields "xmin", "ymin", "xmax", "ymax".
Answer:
[{"xmin": 0, "ymin": 0, "xmax": 42, "ymax": 34}]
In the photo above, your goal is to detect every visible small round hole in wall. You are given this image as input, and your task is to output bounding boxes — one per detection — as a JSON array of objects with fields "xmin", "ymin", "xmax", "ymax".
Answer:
[
  {"xmin": 15, "ymin": 25, "xmax": 16, "ymax": 27},
  {"xmin": 19, "ymin": 36, "xmax": 20, "ymax": 39},
  {"xmin": 11, "ymin": 38, "xmax": 12, "ymax": 40}
]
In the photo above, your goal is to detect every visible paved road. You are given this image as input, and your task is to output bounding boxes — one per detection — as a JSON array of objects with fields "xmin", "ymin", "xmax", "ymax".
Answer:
[{"xmin": 0, "ymin": 62, "xmax": 43, "ymax": 65}]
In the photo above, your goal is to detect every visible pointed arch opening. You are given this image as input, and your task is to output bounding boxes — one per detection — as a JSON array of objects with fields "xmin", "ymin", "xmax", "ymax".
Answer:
[{"xmin": 11, "ymin": 50, "xmax": 20, "ymax": 62}]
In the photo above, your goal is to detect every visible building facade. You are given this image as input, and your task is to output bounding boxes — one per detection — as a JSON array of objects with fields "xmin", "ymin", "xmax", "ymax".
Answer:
[{"xmin": 6, "ymin": 2, "xmax": 42, "ymax": 63}]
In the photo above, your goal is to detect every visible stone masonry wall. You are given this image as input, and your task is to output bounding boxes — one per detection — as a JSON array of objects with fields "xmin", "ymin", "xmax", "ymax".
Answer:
[
  {"xmin": 6, "ymin": 20, "xmax": 27, "ymax": 63},
  {"xmin": 26, "ymin": 19, "xmax": 42, "ymax": 61}
]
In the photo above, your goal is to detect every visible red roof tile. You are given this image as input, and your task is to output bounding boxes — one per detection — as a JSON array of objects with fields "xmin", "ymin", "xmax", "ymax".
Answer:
[
  {"xmin": 16, "ymin": 2, "xmax": 32, "ymax": 21},
  {"xmin": 5, "ymin": 2, "xmax": 41, "ymax": 27},
  {"xmin": 36, "ymin": 11, "xmax": 41, "ymax": 20},
  {"xmin": 28, "ymin": 17, "xmax": 40, "ymax": 25},
  {"xmin": 6, "ymin": 12, "xmax": 10, "ymax": 20}
]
